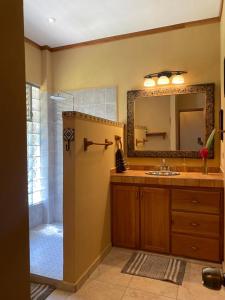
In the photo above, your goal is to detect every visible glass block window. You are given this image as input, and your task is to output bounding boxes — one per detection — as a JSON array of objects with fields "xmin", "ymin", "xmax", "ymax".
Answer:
[
  {"xmin": 26, "ymin": 84, "xmax": 42, "ymax": 205},
  {"xmin": 26, "ymin": 84, "xmax": 32, "ymax": 121}
]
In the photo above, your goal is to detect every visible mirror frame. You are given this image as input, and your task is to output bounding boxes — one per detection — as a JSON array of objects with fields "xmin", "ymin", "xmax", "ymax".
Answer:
[{"xmin": 127, "ymin": 83, "xmax": 215, "ymax": 158}]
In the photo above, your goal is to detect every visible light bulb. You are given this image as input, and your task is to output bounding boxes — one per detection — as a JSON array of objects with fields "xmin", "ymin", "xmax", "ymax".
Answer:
[
  {"xmin": 157, "ymin": 76, "xmax": 170, "ymax": 85},
  {"xmin": 144, "ymin": 78, "xmax": 156, "ymax": 87},
  {"xmin": 172, "ymin": 74, "xmax": 185, "ymax": 85},
  {"xmin": 48, "ymin": 17, "xmax": 56, "ymax": 24}
]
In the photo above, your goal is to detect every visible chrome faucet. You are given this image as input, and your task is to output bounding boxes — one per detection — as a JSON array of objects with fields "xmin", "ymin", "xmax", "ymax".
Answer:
[{"xmin": 160, "ymin": 159, "xmax": 170, "ymax": 171}]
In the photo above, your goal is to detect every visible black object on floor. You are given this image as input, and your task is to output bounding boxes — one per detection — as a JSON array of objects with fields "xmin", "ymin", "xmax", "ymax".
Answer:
[
  {"xmin": 202, "ymin": 267, "xmax": 225, "ymax": 290},
  {"xmin": 31, "ymin": 282, "xmax": 55, "ymax": 300}
]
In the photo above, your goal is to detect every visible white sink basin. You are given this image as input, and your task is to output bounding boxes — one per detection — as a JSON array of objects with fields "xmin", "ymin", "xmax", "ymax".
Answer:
[{"xmin": 145, "ymin": 171, "xmax": 180, "ymax": 176}]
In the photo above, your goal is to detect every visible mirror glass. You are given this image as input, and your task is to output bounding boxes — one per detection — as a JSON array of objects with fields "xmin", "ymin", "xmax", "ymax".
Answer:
[
  {"xmin": 134, "ymin": 93, "xmax": 206, "ymax": 151},
  {"xmin": 127, "ymin": 84, "xmax": 214, "ymax": 158}
]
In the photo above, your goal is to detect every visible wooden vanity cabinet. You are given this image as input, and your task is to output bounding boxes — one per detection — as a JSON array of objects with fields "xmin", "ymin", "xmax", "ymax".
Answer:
[
  {"xmin": 140, "ymin": 187, "xmax": 170, "ymax": 253},
  {"xmin": 111, "ymin": 185, "xmax": 139, "ymax": 248},
  {"xmin": 171, "ymin": 189, "xmax": 222, "ymax": 262},
  {"xmin": 111, "ymin": 185, "xmax": 170, "ymax": 253},
  {"xmin": 111, "ymin": 184, "xmax": 223, "ymax": 262}
]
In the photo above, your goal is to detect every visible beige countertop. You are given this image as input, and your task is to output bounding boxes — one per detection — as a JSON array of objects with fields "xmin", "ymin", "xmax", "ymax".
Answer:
[{"xmin": 111, "ymin": 170, "xmax": 224, "ymax": 188}]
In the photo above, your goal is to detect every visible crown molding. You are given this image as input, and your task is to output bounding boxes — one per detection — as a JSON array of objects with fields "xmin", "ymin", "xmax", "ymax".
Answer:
[
  {"xmin": 24, "ymin": 37, "xmax": 41, "ymax": 49},
  {"xmin": 24, "ymin": 16, "xmax": 220, "ymax": 53},
  {"xmin": 24, "ymin": 37, "xmax": 52, "ymax": 51}
]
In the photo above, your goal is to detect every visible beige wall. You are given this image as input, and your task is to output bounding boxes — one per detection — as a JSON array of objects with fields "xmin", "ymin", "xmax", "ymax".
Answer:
[
  {"xmin": 0, "ymin": 1, "xmax": 30, "ymax": 299},
  {"xmin": 25, "ymin": 42, "xmax": 42, "ymax": 86},
  {"xmin": 25, "ymin": 43, "xmax": 53, "ymax": 92},
  {"xmin": 63, "ymin": 114, "xmax": 123, "ymax": 283},
  {"xmin": 52, "ymin": 23, "xmax": 220, "ymax": 167},
  {"xmin": 135, "ymin": 96, "xmax": 171, "ymax": 150}
]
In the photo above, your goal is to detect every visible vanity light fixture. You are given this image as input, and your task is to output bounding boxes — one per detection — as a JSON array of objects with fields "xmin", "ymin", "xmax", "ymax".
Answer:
[
  {"xmin": 144, "ymin": 77, "xmax": 156, "ymax": 87},
  {"xmin": 172, "ymin": 72, "xmax": 185, "ymax": 85},
  {"xmin": 157, "ymin": 75, "xmax": 170, "ymax": 85},
  {"xmin": 144, "ymin": 71, "xmax": 187, "ymax": 87}
]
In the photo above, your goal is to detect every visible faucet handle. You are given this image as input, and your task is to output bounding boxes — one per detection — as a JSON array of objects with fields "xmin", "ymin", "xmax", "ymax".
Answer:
[{"xmin": 160, "ymin": 159, "xmax": 170, "ymax": 171}]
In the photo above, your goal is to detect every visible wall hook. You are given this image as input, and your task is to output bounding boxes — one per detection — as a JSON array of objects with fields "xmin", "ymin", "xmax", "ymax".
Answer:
[{"xmin": 64, "ymin": 128, "xmax": 75, "ymax": 151}]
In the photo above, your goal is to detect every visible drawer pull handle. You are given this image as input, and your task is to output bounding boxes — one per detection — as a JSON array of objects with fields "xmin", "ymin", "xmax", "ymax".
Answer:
[
  {"xmin": 191, "ymin": 200, "xmax": 200, "ymax": 204},
  {"xmin": 190, "ymin": 222, "xmax": 199, "ymax": 227},
  {"xmin": 191, "ymin": 246, "xmax": 198, "ymax": 251}
]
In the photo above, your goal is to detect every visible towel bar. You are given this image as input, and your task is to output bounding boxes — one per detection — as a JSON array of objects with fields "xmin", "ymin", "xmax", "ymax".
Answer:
[{"xmin": 84, "ymin": 138, "xmax": 113, "ymax": 151}]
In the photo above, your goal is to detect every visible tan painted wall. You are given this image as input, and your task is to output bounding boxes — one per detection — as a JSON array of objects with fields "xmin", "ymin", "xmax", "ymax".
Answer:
[
  {"xmin": 25, "ymin": 42, "xmax": 42, "ymax": 86},
  {"xmin": 52, "ymin": 23, "xmax": 220, "ymax": 167},
  {"xmin": 0, "ymin": 1, "xmax": 30, "ymax": 299},
  {"xmin": 135, "ymin": 96, "xmax": 171, "ymax": 150},
  {"xmin": 63, "ymin": 115, "xmax": 123, "ymax": 283},
  {"xmin": 25, "ymin": 43, "xmax": 53, "ymax": 91}
]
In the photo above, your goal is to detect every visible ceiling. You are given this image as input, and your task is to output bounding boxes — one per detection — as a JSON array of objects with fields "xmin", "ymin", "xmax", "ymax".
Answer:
[{"xmin": 23, "ymin": 0, "xmax": 222, "ymax": 48}]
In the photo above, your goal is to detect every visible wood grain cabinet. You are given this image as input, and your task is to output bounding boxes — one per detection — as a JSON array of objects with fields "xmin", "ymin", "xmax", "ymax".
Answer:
[
  {"xmin": 140, "ymin": 187, "xmax": 170, "ymax": 253},
  {"xmin": 111, "ymin": 185, "xmax": 139, "ymax": 248},
  {"xmin": 111, "ymin": 184, "xmax": 223, "ymax": 262},
  {"xmin": 111, "ymin": 185, "xmax": 170, "ymax": 253},
  {"xmin": 171, "ymin": 189, "xmax": 223, "ymax": 262}
]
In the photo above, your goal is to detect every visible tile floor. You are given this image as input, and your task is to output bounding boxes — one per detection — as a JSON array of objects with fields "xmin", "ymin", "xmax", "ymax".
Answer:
[
  {"xmin": 30, "ymin": 223, "xmax": 63, "ymax": 280},
  {"xmin": 46, "ymin": 247, "xmax": 225, "ymax": 300}
]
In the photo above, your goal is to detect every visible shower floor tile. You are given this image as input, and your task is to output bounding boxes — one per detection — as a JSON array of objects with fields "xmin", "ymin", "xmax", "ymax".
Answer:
[{"xmin": 30, "ymin": 223, "xmax": 63, "ymax": 280}]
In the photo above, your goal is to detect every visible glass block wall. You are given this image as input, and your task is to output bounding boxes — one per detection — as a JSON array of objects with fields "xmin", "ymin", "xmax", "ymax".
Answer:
[{"xmin": 26, "ymin": 84, "xmax": 42, "ymax": 206}]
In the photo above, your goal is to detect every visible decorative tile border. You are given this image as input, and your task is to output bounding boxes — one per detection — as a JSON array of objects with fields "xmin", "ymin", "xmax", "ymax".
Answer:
[
  {"xmin": 63, "ymin": 111, "xmax": 124, "ymax": 128},
  {"xmin": 110, "ymin": 170, "xmax": 224, "ymax": 188},
  {"xmin": 127, "ymin": 83, "xmax": 215, "ymax": 158},
  {"xmin": 127, "ymin": 164, "xmax": 221, "ymax": 173}
]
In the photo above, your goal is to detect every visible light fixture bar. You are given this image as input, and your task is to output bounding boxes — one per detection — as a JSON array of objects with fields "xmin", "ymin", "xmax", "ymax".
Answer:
[
  {"xmin": 144, "ymin": 70, "xmax": 187, "ymax": 87},
  {"xmin": 144, "ymin": 70, "xmax": 187, "ymax": 79}
]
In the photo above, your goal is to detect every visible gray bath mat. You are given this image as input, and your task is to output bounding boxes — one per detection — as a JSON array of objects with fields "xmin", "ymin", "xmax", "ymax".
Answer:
[
  {"xmin": 122, "ymin": 252, "xmax": 186, "ymax": 285},
  {"xmin": 31, "ymin": 282, "xmax": 55, "ymax": 300}
]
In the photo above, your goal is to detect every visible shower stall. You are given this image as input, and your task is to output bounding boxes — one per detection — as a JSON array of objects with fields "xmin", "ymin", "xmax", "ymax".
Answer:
[
  {"xmin": 28, "ymin": 86, "xmax": 117, "ymax": 281},
  {"xmin": 28, "ymin": 85, "xmax": 71, "ymax": 280}
]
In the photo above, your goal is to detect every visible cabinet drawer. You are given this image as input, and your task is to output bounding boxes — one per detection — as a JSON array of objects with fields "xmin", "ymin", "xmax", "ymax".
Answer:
[
  {"xmin": 172, "ymin": 212, "xmax": 220, "ymax": 238},
  {"xmin": 172, "ymin": 234, "xmax": 220, "ymax": 262},
  {"xmin": 172, "ymin": 189, "xmax": 220, "ymax": 214}
]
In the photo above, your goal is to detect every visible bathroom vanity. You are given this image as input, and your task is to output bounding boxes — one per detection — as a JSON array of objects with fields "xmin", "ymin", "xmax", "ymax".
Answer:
[
  {"xmin": 110, "ymin": 170, "xmax": 224, "ymax": 262},
  {"xmin": 113, "ymin": 83, "xmax": 224, "ymax": 263}
]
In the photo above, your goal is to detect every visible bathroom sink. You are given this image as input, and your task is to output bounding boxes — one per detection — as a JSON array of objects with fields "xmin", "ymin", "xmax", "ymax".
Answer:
[{"xmin": 145, "ymin": 170, "xmax": 180, "ymax": 176}]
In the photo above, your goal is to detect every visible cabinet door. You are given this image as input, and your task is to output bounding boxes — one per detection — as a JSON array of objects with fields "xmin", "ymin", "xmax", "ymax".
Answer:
[
  {"xmin": 140, "ymin": 187, "xmax": 170, "ymax": 253},
  {"xmin": 111, "ymin": 185, "xmax": 139, "ymax": 248}
]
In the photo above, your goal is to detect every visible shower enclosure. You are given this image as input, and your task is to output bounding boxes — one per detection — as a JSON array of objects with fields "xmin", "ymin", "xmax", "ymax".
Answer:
[{"xmin": 28, "ymin": 86, "xmax": 117, "ymax": 281}]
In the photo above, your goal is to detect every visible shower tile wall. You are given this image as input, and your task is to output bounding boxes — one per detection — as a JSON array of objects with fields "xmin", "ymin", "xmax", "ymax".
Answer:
[
  {"xmin": 41, "ymin": 92, "xmax": 52, "ymax": 224},
  {"xmin": 49, "ymin": 87, "xmax": 117, "ymax": 223},
  {"xmin": 29, "ymin": 203, "xmax": 44, "ymax": 228}
]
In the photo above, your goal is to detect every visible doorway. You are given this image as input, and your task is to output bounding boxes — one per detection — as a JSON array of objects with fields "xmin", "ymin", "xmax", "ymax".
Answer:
[{"xmin": 179, "ymin": 109, "xmax": 205, "ymax": 151}]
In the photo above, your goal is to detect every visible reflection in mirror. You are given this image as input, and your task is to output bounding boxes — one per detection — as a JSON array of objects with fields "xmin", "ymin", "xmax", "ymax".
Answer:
[{"xmin": 134, "ymin": 93, "xmax": 206, "ymax": 152}]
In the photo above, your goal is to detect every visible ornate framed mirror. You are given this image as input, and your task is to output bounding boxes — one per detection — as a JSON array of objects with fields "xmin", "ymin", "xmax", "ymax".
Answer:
[{"xmin": 127, "ymin": 83, "xmax": 215, "ymax": 158}]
